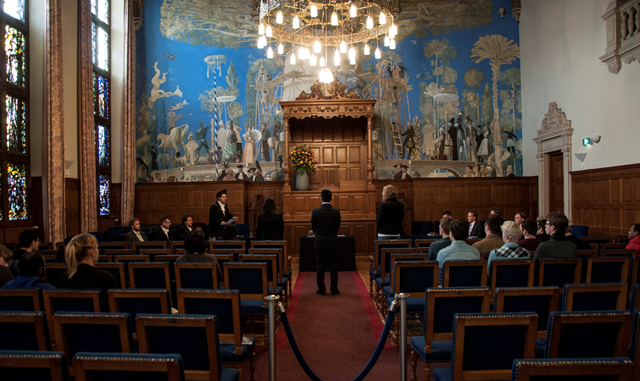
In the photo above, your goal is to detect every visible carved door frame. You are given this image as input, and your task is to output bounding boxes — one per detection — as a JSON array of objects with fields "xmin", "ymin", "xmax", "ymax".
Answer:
[{"xmin": 533, "ymin": 102, "xmax": 573, "ymax": 220}]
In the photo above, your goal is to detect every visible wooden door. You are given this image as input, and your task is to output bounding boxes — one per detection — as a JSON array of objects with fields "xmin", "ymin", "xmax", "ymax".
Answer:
[{"xmin": 548, "ymin": 151, "xmax": 564, "ymax": 213}]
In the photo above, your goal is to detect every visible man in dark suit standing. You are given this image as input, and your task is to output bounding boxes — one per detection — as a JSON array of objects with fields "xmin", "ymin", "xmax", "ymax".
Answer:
[
  {"xmin": 124, "ymin": 218, "xmax": 148, "ymax": 245},
  {"xmin": 149, "ymin": 216, "xmax": 173, "ymax": 242},
  {"xmin": 311, "ymin": 189, "xmax": 341, "ymax": 295},
  {"xmin": 209, "ymin": 190, "xmax": 237, "ymax": 239}
]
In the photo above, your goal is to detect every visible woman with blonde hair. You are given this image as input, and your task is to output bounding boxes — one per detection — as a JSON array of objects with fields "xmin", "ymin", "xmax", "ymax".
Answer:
[
  {"xmin": 376, "ymin": 185, "xmax": 405, "ymax": 240},
  {"xmin": 59, "ymin": 233, "xmax": 117, "ymax": 307}
]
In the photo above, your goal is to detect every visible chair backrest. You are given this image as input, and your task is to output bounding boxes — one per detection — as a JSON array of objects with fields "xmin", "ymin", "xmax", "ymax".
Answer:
[
  {"xmin": 414, "ymin": 239, "xmax": 436, "ymax": 249},
  {"xmin": 511, "ymin": 358, "xmax": 634, "ymax": 381},
  {"xmin": 630, "ymin": 310, "xmax": 640, "ymax": 378},
  {"xmin": 169, "ymin": 241, "xmax": 185, "ymax": 253},
  {"xmin": 0, "ymin": 349, "xmax": 69, "ymax": 381},
  {"xmin": 102, "ymin": 249, "xmax": 134, "ymax": 260},
  {"xmin": 631, "ymin": 284, "xmax": 640, "ymax": 312},
  {"xmin": 95, "ymin": 262, "xmax": 126, "ymax": 289},
  {"xmin": 380, "ymin": 247, "xmax": 416, "ymax": 280},
  {"xmin": 210, "ymin": 240, "xmax": 247, "ymax": 253},
  {"xmin": 490, "ymin": 260, "xmax": 535, "ymax": 295},
  {"xmin": 581, "ymin": 236, "xmax": 614, "ymax": 245},
  {"xmin": 154, "ymin": 254, "xmax": 180, "ymax": 281},
  {"xmin": 537, "ymin": 258, "xmax": 581, "ymax": 289},
  {"xmin": 0, "ymin": 311, "xmax": 50, "ymax": 351},
  {"xmin": 615, "ymin": 235, "xmax": 630, "ymax": 244},
  {"xmin": 0, "ymin": 288, "xmax": 42, "ymax": 311},
  {"xmin": 391, "ymin": 261, "xmax": 438, "ymax": 296},
  {"xmin": 177, "ymin": 289, "xmax": 244, "ymax": 355},
  {"xmin": 389, "ymin": 253, "xmax": 429, "ymax": 280},
  {"xmin": 494, "ymin": 287, "xmax": 560, "ymax": 338},
  {"xmin": 570, "ymin": 225, "xmax": 588, "ymax": 237},
  {"xmin": 448, "ymin": 312, "xmax": 537, "ymax": 380},
  {"xmin": 248, "ymin": 248, "xmax": 285, "ymax": 280},
  {"xmin": 98, "ymin": 242, "xmax": 128, "ymax": 254},
  {"xmin": 235, "ymin": 223, "xmax": 250, "ymax": 237},
  {"xmin": 72, "ymin": 352, "xmax": 185, "ymax": 381},
  {"xmin": 44, "ymin": 263, "xmax": 68, "ymax": 288},
  {"xmin": 600, "ymin": 249, "xmax": 636, "ymax": 258},
  {"xmin": 423, "ymin": 287, "xmax": 491, "ymax": 347},
  {"xmin": 545, "ymin": 310, "xmax": 632, "ymax": 359},
  {"xmin": 602, "ymin": 243, "xmax": 629, "ymax": 251},
  {"xmin": 212, "ymin": 253, "xmax": 235, "ymax": 274},
  {"xmin": 175, "ymin": 263, "xmax": 220, "ymax": 289},
  {"xmin": 128, "ymin": 262, "xmax": 170, "ymax": 290},
  {"xmin": 223, "ymin": 262, "xmax": 268, "ymax": 302},
  {"xmin": 43, "ymin": 290, "xmax": 102, "ymax": 337},
  {"xmin": 479, "ymin": 252, "xmax": 490, "ymax": 260},
  {"xmin": 239, "ymin": 254, "xmax": 278, "ymax": 288},
  {"xmin": 136, "ymin": 314, "xmax": 223, "ymax": 381},
  {"xmin": 107, "ymin": 289, "xmax": 170, "ymax": 338},
  {"xmin": 139, "ymin": 248, "xmax": 172, "ymax": 262},
  {"xmin": 586, "ymin": 256, "xmax": 630, "ymax": 284},
  {"xmin": 132, "ymin": 241, "xmax": 167, "ymax": 254},
  {"xmin": 562, "ymin": 283, "xmax": 627, "ymax": 312},
  {"xmin": 53, "ymin": 312, "xmax": 132, "ymax": 364},
  {"xmin": 443, "ymin": 260, "xmax": 487, "ymax": 287},
  {"xmin": 373, "ymin": 239, "xmax": 412, "ymax": 271},
  {"xmin": 210, "ymin": 248, "xmax": 243, "ymax": 262},
  {"xmin": 250, "ymin": 240, "xmax": 288, "ymax": 272}
]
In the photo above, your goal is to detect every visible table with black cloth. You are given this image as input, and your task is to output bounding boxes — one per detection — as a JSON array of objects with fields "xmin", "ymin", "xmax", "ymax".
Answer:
[{"xmin": 299, "ymin": 235, "xmax": 357, "ymax": 272}]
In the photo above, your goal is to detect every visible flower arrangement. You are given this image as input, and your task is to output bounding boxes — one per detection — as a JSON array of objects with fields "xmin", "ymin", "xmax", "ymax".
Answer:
[{"xmin": 289, "ymin": 144, "xmax": 316, "ymax": 175}]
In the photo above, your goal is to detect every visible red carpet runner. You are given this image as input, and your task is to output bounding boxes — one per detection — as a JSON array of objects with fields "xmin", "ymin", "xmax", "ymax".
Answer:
[{"xmin": 249, "ymin": 271, "xmax": 428, "ymax": 381}]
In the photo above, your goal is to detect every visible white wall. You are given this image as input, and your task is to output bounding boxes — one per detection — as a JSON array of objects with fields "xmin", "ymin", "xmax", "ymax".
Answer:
[
  {"xmin": 520, "ymin": 0, "xmax": 640, "ymax": 176},
  {"xmin": 29, "ymin": 0, "xmax": 45, "ymax": 177},
  {"xmin": 111, "ymin": 0, "xmax": 125, "ymax": 183}
]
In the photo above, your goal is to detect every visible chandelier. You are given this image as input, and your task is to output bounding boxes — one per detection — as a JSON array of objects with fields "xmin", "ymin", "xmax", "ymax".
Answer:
[{"xmin": 257, "ymin": 0, "xmax": 397, "ymax": 83}]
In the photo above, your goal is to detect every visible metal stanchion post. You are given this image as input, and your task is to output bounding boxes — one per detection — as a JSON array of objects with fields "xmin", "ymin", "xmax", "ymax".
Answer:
[
  {"xmin": 267, "ymin": 295, "xmax": 280, "ymax": 381},
  {"xmin": 396, "ymin": 293, "xmax": 409, "ymax": 381}
]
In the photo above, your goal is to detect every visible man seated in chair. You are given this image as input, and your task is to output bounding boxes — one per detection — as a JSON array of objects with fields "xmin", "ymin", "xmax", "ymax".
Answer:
[
  {"xmin": 487, "ymin": 221, "xmax": 530, "ymax": 275},
  {"xmin": 124, "ymin": 218, "xmax": 148, "ymax": 245},
  {"xmin": 149, "ymin": 216, "xmax": 174, "ymax": 242},
  {"xmin": 627, "ymin": 223, "xmax": 640, "ymax": 253},
  {"xmin": 429, "ymin": 216, "xmax": 452, "ymax": 261},
  {"xmin": 472, "ymin": 215, "xmax": 505, "ymax": 253},
  {"xmin": 518, "ymin": 219, "xmax": 543, "ymax": 252},
  {"xmin": 564, "ymin": 225, "xmax": 591, "ymax": 250},
  {"xmin": 174, "ymin": 215, "xmax": 195, "ymax": 241},
  {"xmin": 436, "ymin": 219, "xmax": 480, "ymax": 285},
  {"xmin": 533, "ymin": 212, "xmax": 577, "ymax": 261},
  {"xmin": 2, "ymin": 252, "xmax": 56, "ymax": 290}
]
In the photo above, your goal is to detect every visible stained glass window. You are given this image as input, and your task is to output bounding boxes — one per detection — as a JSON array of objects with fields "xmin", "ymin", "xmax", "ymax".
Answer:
[
  {"xmin": 7, "ymin": 163, "xmax": 27, "ymax": 220},
  {"xmin": 92, "ymin": 24, "xmax": 109, "ymax": 71},
  {"xmin": 99, "ymin": 174, "xmax": 110, "ymax": 216},
  {"xmin": 6, "ymin": 95, "xmax": 26, "ymax": 153},
  {"xmin": 4, "ymin": 0, "xmax": 25, "ymax": 22},
  {"xmin": 91, "ymin": 22, "xmax": 96, "ymax": 66},
  {"xmin": 5, "ymin": 25, "xmax": 26, "ymax": 87},
  {"xmin": 97, "ymin": 74, "xmax": 109, "ymax": 118},
  {"xmin": 98, "ymin": 124, "xmax": 109, "ymax": 166}
]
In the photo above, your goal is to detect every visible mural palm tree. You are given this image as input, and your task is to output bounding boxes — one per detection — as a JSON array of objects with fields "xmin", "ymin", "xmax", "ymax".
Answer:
[
  {"xmin": 423, "ymin": 40, "xmax": 447, "ymax": 88},
  {"xmin": 424, "ymin": 82, "xmax": 444, "ymax": 135},
  {"xmin": 471, "ymin": 34, "xmax": 520, "ymax": 176}
]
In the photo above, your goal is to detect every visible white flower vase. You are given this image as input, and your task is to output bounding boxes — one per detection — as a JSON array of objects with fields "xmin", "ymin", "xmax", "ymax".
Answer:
[{"xmin": 296, "ymin": 171, "xmax": 310, "ymax": 191}]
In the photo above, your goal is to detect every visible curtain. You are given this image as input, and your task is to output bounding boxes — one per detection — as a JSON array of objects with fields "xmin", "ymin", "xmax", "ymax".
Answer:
[{"xmin": 121, "ymin": 0, "xmax": 137, "ymax": 224}]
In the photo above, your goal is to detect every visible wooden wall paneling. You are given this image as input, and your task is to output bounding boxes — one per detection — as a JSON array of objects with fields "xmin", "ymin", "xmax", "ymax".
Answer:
[
  {"xmin": 111, "ymin": 183, "xmax": 122, "ymax": 224},
  {"xmin": 66, "ymin": 179, "xmax": 80, "ymax": 237}
]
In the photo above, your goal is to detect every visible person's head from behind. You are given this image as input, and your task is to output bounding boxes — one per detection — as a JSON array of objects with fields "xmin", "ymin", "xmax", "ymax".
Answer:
[
  {"xmin": 18, "ymin": 251, "xmax": 46, "ymax": 278},
  {"xmin": 629, "ymin": 224, "xmax": 640, "ymax": 240},
  {"xmin": 485, "ymin": 215, "xmax": 504, "ymax": 236},
  {"xmin": 321, "ymin": 189, "xmax": 332, "ymax": 203},
  {"xmin": 546, "ymin": 212, "xmax": 569, "ymax": 236},
  {"xmin": 449, "ymin": 220, "xmax": 469, "ymax": 241},
  {"xmin": 521, "ymin": 219, "xmax": 537, "ymax": 237},
  {"xmin": 262, "ymin": 197, "xmax": 276, "ymax": 215},
  {"xmin": 0, "ymin": 244, "xmax": 13, "ymax": 265},
  {"xmin": 537, "ymin": 219, "xmax": 547, "ymax": 235},
  {"xmin": 184, "ymin": 233, "xmax": 206, "ymax": 254},
  {"xmin": 182, "ymin": 215, "xmax": 193, "ymax": 228},
  {"xmin": 382, "ymin": 185, "xmax": 397, "ymax": 201},
  {"xmin": 65, "ymin": 233, "xmax": 99, "ymax": 278},
  {"xmin": 501, "ymin": 221, "xmax": 522, "ymax": 244},
  {"xmin": 129, "ymin": 218, "xmax": 141, "ymax": 232},
  {"xmin": 18, "ymin": 229, "xmax": 39, "ymax": 251},
  {"xmin": 439, "ymin": 217, "xmax": 452, "ymax": 237},
  {"xmin": 490, "ymin": 207, "xmax": 502, "ymax": 217}
]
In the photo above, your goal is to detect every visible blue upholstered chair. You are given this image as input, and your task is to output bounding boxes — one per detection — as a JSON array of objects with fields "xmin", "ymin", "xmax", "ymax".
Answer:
[
  {"xmin": 250, "ymin": 241, "xmax": 290, "ymax": 292},
  {"xmin": 0, "ymin": 350, "xmax": 69, "ymax": 381},
  {"xmin": 511, "ymin": 358, "xmax": 634, "ymax": 381},
  {"xmin": 97, "ymin": 242, "xmax": 128, "ymax": 254},
  {"xmin": 210, "ymin": 240, "xmax": 247, "ymax": 252},
  {"xmin": 44, "ymin": 264, "xmax": 68, "ymax": 288},
  {"xmin": 630, "ymin": 284, "xmax": 640, "ymax": 312},
  {"xmin": 0, "ymin": 288, "xmax": 42, "ymax": 311},
  {"xmin": 177, "ymin": 289, "xmax": 255, "ymax": 381},
  {"xmin": 175, "ymin": 263, "xmax": 220, "ymax": 289},
  {"xmin": 410, "ymin": 287, "xmax": 491, "ymax": 381},
  {"xmin": 239, "ymin": 254, "xmax": 283, "ymax": 299},
  {"xmin": 629, "ymin": 310, "xmax": 640, "ymax": 379},
  {"xmin": 248, "ymin": 248, "xmax": 290, "ymax": 306},
  {"xmin": 544, "ymin": 310, "xmax": 632, "ymax": 359},
  {"xmin": 139, "ymin": 248, "xmax": 171, "ymax": 262},
  {"xmin": 107, "ymin": 289, "xmax": 171, "ymax": 340},
  {"xmin": 235, "ymin": 223, "xmax": 250, "ymax": 237},
  {"xmin": 570, "ymin": 225, "xmax": 588, "ymax": 237},
  {"xmin": 412, "ymin": 221, "xmax": 434, "ymax": 235},
  {"xmin": 136, "ymin": 314, "xmax": 239, "ymax": 381},
  {"xmin": 0, "ymin": 312, "xmax": 50, "ymax": 351},
  {"xmin": 128, "ymin": 262, "xmax": 171, "ymax": 290},
  {"xmin": 489, "ymin": 260, "xmax": 535, "ymax": 296},
  {"xmin": 43, "ymin": 290, "xmax": 102, "ymax": 341},
  {"xmin": 562, "ymin": 283, "xmax": 627, "ymax": 311},
  {"xmin": 375, "ymin": 247, "xmax": 416, "ymax": 310},
  {"xmin": 586, "ymin": 256, "xmax": 629, "ymax": 285},
  {"xmin": 442, "ymin": 260, "xmax": 487, "ymax": 287},
  {"xmin": 431, "ymin": 312, "xmax": 538, "ymax": 381},
  {"xmin": 95, "ymin": 262, "xmax": 126, "ymax": 289},
  {"xmin": 52, "ymin": 312, "xmax": 132, "ymax": 368},
  {"xmin": 537, "ymin": 258, "xmax": 581, "ymax": 289},
  {"xmin": 369, "ymin": 239, "xmax": 412, "ymax": 299},
  {"xmin": 72, "ymin": 352, "xmax": 185, "ymax": 381},
  {"xmin": 131, "ymin": 241, "xmax": 167, "ymax": 254}
]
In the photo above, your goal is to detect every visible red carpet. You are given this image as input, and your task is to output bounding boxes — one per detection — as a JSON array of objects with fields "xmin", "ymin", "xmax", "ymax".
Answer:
[{"xmin": 247, "ymin": 271, "xmax": 431, "ymax": 381}]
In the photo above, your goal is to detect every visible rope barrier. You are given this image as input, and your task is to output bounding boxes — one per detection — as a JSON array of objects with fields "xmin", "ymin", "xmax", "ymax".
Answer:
[{"xmin": 280, "ymin": 303, "xmax": 397, "ymax": 381}]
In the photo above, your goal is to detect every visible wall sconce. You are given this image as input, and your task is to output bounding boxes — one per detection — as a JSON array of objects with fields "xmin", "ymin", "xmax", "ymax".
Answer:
[{"xmin": 582, "ymin": 135, "xmax": 601, "ymax": 146}]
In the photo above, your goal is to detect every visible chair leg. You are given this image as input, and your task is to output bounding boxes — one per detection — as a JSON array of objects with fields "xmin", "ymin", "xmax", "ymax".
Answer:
[
  {"xmin": 390, "ymin": 313, "xmax": 399, "ymax": 347},
  {"xmin": 424, "ymin": 363, "xmax": 432, "ymax": 381},
  {"xmin": 369, "ymin": 275, "xmax": 374, "ymax": 299},
  {"xmin": 410, "ymin": 350, "xmax": 418, "ymax": 381},
  {"xmin": 249, "ymin": 351, "xmax": 256, "ymax": 381}
]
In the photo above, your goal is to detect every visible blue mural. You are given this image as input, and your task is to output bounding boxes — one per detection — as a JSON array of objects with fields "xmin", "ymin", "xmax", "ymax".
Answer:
[{"xmin": 135, "ymin": 0, "xmax": 521, "ymax": 182}]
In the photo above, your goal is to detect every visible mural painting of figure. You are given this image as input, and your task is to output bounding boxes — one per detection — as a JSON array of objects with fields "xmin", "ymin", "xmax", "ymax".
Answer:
[
  {"xmin": 477, "ymin": 124, "xmax": 492, "ymax": 162},
  {"xmin": 372, "ymin": 129, "xmax": 384, "ymax": 160},
  {"xmin": 465, "ymin": 117, "xmax": 478, "ymax": 162},
  {"xmin": 447, "ymin": 118, "xmax": 458, "ymax": 161},
  {"xmin": 436, "ymin": 121, "xmax": 446, "ymax": 160},
  {"xmin": 233, "ymin": 122, "xmax": 243, "ymax": 159},
  {"xmin": 444, "ymin": 133, "xmax": 454, "ymax": 160},
  {"xmin": 259, "ymin": 123, "xmax": 271, "ymax": 161},
  {"xmin": 223, "ymin": 121, "xmax": 239, "ymax": 162},
  {"xmin": 167, "ymin": 112, "xmax": 181, "ymax": 135},
  {"xmin": 195, "ymin": 122, "xmax": 210, "ymax": 155},
  {"xmin": 242, "ymin": 126, "xmax": 257, "ymax": 163},
  {"xmin": 184, "ymin": 132, "xmax": 198, "ymax": 166},
  {"xmin": 272, "ymin": 121, "xmax": 284, "ymax": 162},
  {"xmin": 421, "ymin": 118, "xmax": 434, "ymax": 159},
  {"xmin": 400, "ymin": 121, "xmax": 415, "ymax": 160},
  {"xmin": 235, "ymin": 164, "xmax": 249, "ymax": 181},
  {"xmin": 148, "ymin": 62, "xmax": 182, "ymax": 109}
]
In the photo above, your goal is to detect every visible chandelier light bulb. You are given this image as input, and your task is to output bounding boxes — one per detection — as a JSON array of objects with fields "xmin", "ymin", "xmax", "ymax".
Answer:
[
  {"xmin": 319, "ymin": 56, "xmax": 326, "ymax": 67},
  {"xmin": 310, "ymin": 54, "xmax": 317, "ymax": 66},
  {"xmin": 310, "ymin": 4, "xmax": 318, "ymax": 17},
  {"xmin": 384, "ymin": 35, "xmax": 390, "ymax": 46},
  {"xmin": 379, "ymin": 11, "xmax": 386, "ymax": 24},
  {"xmin": 348, "ymin": 46, "xmax": 356, "ymax": 60},
  {"xmin": 390, "ymin": 23, "xmax": 397, "ymax": 38},
  {"xmin": 334, "ymin": 49, "xmax": 341, "ymax": 65},
  {"xmin": 258, "ymin": 35, "xmax": 266, "ymax": 48},
  {"xmin": 265, "ymin": 24, "xmax": 272, "ymax": 37},
  {"xmin": 258, "ymin": 23, "xmax": 265, "ymax": 35},
  {"xmin": 350, "ymin": 4, "xmax": 357, "ymax": 17},
  {"xmin": 390, "ymin": 39, "xmax": 396, "ymax": 50},
  {"xmin": 350, "ymin": 57, "xmax": 356, "ymax": 65},
  {"xmin": 375, "ymin": 47, "xmax": 381, "ymax": 59},
  {"xmin": 267, "ymin": 46, "xmax": 273, "ymax": 58},
  {"xmin": 290, "ymin": 53, "xmax": 296, "ymax": 64},
  {"xmin": 364, "ymin": 44, "xmax": 370, "ymax": 55},
  {"xmin": 314, "ymin": 40, "xmax": 321, "ymax": 53},
  {"xmin": 331, "ymin": 12, "xmax": 338, "ymax": 26},
  {"xmin": 276, "ymin": 11, "xmax": 283, "ymax": 24},
  {"xmin": 340, "ymin": 41, "xmax": 347, "ymax": 53},
  {"xmin": 326, "ymin": 69, "xmax": 334, "ymax": 82},
  {"xmin": 292, "ymin": 15, "xmax": 300, "ymax": 29},
  {"xmin": 278, "ymin": 43, "xmax": 284, "ymax": 55},
  {"xmin": 366, "ymin": 16, "xmax": 373, "ymax": 29}
]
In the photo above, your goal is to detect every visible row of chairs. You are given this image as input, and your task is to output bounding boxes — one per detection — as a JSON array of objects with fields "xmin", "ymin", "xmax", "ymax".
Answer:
[
  {"xmin": 0, "ymin": 289, "xmax": 260, "ymax": 380},
  {"xmin": 408, "ymin": 286, "xmax": 640, "ymax": 380}
]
